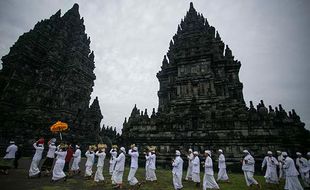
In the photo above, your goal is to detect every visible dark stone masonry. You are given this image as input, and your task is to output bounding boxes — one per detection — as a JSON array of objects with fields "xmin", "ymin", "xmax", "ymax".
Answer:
[
  {"xmin": 0, "ymin": 4, "xmax": 106, "ymax": 151},
  {"xmin": 122, "ymin": 3, "xmax": 310, "ymax": 163}
]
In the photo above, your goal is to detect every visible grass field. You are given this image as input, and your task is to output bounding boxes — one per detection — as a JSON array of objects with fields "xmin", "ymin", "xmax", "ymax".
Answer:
[{"xmin": 0, "ymin": 158, "xmax": 305, "ymax": 190}]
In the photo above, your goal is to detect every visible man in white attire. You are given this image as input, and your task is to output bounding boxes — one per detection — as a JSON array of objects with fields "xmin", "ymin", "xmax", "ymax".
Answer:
[
  {"xmin": 29, "ymin": 139, "xmax": 44, "ymax": 178},
  {"xmin": 261, "ymin": 151, "xmax": 279, "ymax": 184},
  {"xmin": 172, "ymin": 150, "xmax": 183, "ymax": 190},
  {"xmin": 296, "ymin": 152, "xmax": 309, "ymax": 188},
  {"xmin": 203, "ymin": 150, "xmax": 220, "ymax": 190},
  {"xmin": 71, "ymin": 144, "xmax": 81, "ymax": 174},
  {"xmin": 282, "ymin": 152, "xmax": 303, "ymax": 190},
  {"xmin": 94, "ymin": 144, "xmax": 106, "ymax": 182},
  {"xmin": 277, "ymin": 150, "xmax": 285, "ymax": 180},
  {"xmin": 3, "ymin": 141, "xmax": 18, "ymax": 174},
  {"xmin": 217, "ymin": 149, "xmax": 229, "ymax": 182},
  {"xmin": 192, "ymin": 151, "xmax": 201, "ymax": 187},
  {"xmin": 241, "ymin": 150, "xmax": 260, "ymax": 188},
  {"xmin": 84, "ymin": 145, "xmax": 96, "ymax": 178},
  {"xmin": 128, "ymin": 144, "xmax": 141, "ymax": 190},
  {"xmin": 185, "ymin": 148, "xmax": 194, "ymax": 181},
  {"xmin": 112, "ymin": 147, "xmax": 126, "ymax": 189}
]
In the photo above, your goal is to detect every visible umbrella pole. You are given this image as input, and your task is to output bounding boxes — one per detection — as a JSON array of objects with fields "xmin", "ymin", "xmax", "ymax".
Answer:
[{"xmin": 60, "ymin": 132, "xmax": 62, "ymax": 141}]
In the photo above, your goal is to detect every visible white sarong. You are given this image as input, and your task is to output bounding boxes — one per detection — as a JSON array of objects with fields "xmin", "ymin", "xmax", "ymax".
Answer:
[
  {"xmin": 173, "ymin": 172, "xmax": 183, "ymax": 189},
  {"xmin": 29, "ymin": 159, "xmax": 41, "ymax": 177},
  {"xmin": 192, "ymin": 172, "xmax": 201, "ymax": 183},
  {"xmin": 71, "ymin": 158, "xmax": 80, "ymax": 171},
  {"xmin": 112, "ymin": 170, "xmax": 124, "ymax": 184},
  {"xmin": 85, "ymin": 165, "xmax": 93, "ymax": 177},
  {"xmin": 146, "ymin": 168, "xmax": 157, "ymax": 181},
  {"xmin": 94, "ymin": 166, "xmax": 104, "ymax": 182},
  {"xmin": 128, "ymin": 167, "xmax": 138, "ymax": 186},
  {"xmin": 203, "ymin": 174, "xmax": 220, "ymax": 190},
  {"xmin": 52, "ymin": 162, "xmax": 66, "ymax": 180},
  {"xmin": 185, "ymin": 163, "xmax": 193, "ymax": 180},
  {"xmin": 264, "ymin": 167, "xmax": 279, "ymax": 184},
  {"xmin": 217, "ymin": 168, "xmax": 229, "ymax": 181},
  {"xmin": 244, "ymin": 171, "xmax": 258, "ymax": 186},
  {"xmin": 284, "ymin": 176, "xmax": 304, "ymax": 190}
]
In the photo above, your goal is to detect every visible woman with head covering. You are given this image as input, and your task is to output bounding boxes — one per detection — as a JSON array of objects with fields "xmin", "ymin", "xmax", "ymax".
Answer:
[
  {"xmin": 28, "ymin": 138, "xmax": 44, "ymax": 178},
  {"xmin": 295, "ymin": 152, "xmax": 309, "ymax": 188},
  {"xmin": 282, "ymin": 152, "xmax": 304, "ymax": 190},
  {"xmin": 109, "ymin": 145, "xmax": 118, "ymax": 176},
  {"xmin": 94, "ymin": 144, "xmax": 106, "ymax": 182},
  {"xmin": 127, "ymin": 144, "xmax": 141, "ymax": 189},
  {"xmin": 85, "ymin": 145, "xmax": 96, "ymax": 179},
  {"xmin": 41, "ymin": 138, "xmax": 56, "ymax": 176},
  {"xmin": 51, "ymin": 143, "xmax": 67, "ymax": 182},
  {"xmin": 145, "ymin": 146, "xmax": 157, "ymax": 182}
]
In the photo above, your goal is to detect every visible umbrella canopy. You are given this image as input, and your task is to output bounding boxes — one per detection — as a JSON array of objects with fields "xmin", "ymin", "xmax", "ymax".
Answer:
[{"xmin": 50, "ymin": 121, "xmax": 68, "ymax": 133}]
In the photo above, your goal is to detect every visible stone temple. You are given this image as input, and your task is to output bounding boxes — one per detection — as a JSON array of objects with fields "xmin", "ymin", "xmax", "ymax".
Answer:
[
  {"xmin": 0, "ymin": 4, "xmax": 105, "ymax": 150},
  {"xmin": 122, "ymin": 3, "xmax": 310, "ymax": 164}
]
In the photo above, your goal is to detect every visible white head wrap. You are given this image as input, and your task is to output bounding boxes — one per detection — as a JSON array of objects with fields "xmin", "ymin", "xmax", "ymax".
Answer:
[
  {"xmin": 243, "ymin": 150, "xmax": 249, "ymax": 154},
  {"xmin": 205, "ymin": 150, "xmax": 211, "ymax": 156},
  {"xmin": 120, "ymin": 147, "xmax": 126, "ymax": 153},
  {"xmin": 267, "ymin": 151, "xmax": 272, "ymax": 155},
  {"xmin": 282, "ymin": 152, "xmax": 288, "ymax": 156},
  {"xmin": 176, "ymin": 150, "xmax": 181, "ymax": 156}
]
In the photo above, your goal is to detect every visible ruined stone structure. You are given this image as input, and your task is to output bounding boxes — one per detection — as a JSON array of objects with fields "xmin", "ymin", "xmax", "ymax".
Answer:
[
  {"xmin": 0, "ymin": 4, "xmax": 103, "ymax": 148},
  {"xmin": 122, "ymin": 3, "xmax": 309, "ymax": 164}
]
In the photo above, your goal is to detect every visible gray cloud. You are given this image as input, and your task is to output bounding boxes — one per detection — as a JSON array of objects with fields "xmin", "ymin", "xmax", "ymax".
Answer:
[{"xmin": 0, "ymin": 0, "xmax": 309, "ymax": 132}]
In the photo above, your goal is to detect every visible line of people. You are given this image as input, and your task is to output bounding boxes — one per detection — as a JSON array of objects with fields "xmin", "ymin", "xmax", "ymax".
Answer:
[{"xmin": 3, "ymin": 139, "xmax": 310, "ymax": 190}]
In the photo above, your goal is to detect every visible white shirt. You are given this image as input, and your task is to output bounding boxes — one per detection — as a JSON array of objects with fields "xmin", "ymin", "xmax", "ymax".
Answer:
[
  {"xmin": 55, "ymin": 151, "xmax": 67, "ymax": 164},
  {"xmin": 146, "ymin": 153, "xmax": 156, "ymax": 170},
  {"xmin": 187, "ymin": 153, "xmax": 194, "ymax": 162},
  {"xmin": 283, "ymin": 156, "xmax": 299, "ymax": 177},
  {"xmin": 262, "ymin": 156, "xmax": 278, "ymax": 169},
  {"xmin": 73, "ymin": 149, "xmax": 81, "ymax": 159},
  {"xmin": 128, "ymin": 149, "xmax": 139, "ymax": 169},
  {"xmin": 204, "ymin": 156, "xmax": 214, "ymax": 175},
  {"xmin": 114, "ymin": 152, "xmax": 125, "ymax": 171},
  {"xmin": 95, "ymin": 151, "xmax": 106, "ymax": 167},
  {"xmin": 296, "ymin": 157, "xmax": 309, "ymax": 173},
  {"xmin": 242, "ymin": 154, "xmax": 255, "ymax": 172},
  {"xmin": 85, "ymin": 151, "xmax": 95, "ymax": 167},
  {"xmin": 4, "ymin": 144, "xmax": 18, "ymax": 159},
  {"xmin": 172, "ymin": 156, "xmax": 183, "ymax": 175},
  {"xmin": 47, "ymin": 144, "xmax": 57, "ymax": 158},
  {"xmin": 218, "ymin": 153, "xmax": 226, "ymax": 169},
  {"xmin": 32, "ymin": 143, "xmax": 44, "ymax": 161},
  {"xmin": 192, "ymin": 156, "xmax": 200, "ymax": 173}
]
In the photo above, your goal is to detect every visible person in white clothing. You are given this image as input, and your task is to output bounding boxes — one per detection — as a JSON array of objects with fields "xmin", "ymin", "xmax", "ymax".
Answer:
[
  {"xmin": 94, "ymin": 144, "xmax": 106, "ymax": 182},
  {"xmin": 41, "ymin": 138, "xmax": 57, "ymax": 175},
  {"xmin": 282, "ymin": 152, "xmax": 303, "ymax": 190},
  {"xmin": 71, "ymin": 144, "xmax": 81, "ymax": 174},
  {"xmin": 217, "ymin": 149, "xmax": 229, "ymax": 182},
  {"xmin": 191, "ymin": 151, "xmax": 201, "ymax": 187},
  {"xmin": 52, "ymin": 143, "xmax": 67, "ymax": 182},
  {"xmin": 3, "ymin": 141, "xmax": 18, "ymax": 174},
  {"xmin": 109, "ymin": 145, "xmax": 118, "ymax": 175},
  {"xmin": 85, "ymin": 145, "xmax": 96, "ymax": 178},
  {"xmin": 185, "ymin": 148, "xmax": 194, "ymax": 181},
  {"xmin": 261, "ymin": 151, "xmax": 279, "ymax": 184},
  {"xmin": 203, "ymin": 150, "xmax": 220, "ymax": 190},
  {"xmin": 28, "ymin": 139, "xmax": 44, "ymax": 178},
  {"xmin": 296, "ymin": 152, "xmax": 309, "ymax": 187},
  {"xmin": 112, "ymin": 147, "xmax": 126, "ymax": 189},
  {"xmin": 306, "ymin": 152, "xmax": 310, "ymax": 187},
  {"xmin": 145, "ymin": 147, "xmax": 157, "ymax": 182},
  {"xmin": 241, "ymin": 150, "xmax": 260, "ymax": 188},
  {"xmin": 128, "ymin": 144, "xmax": 141, "ymax": 189},
  {"xmin": 172, "ymin": 150, "xmax": 183, "ymax": 190},
  {"xmin": 276, "ymin": 150, "xmax": 285, "ymax": 179}
]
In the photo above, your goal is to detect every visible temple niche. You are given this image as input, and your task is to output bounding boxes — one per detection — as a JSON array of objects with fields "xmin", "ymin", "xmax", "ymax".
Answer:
[
  {"xmin": 0, "ymin": 4, "xmax": 103, "ymax": 150},
  {"xmin": 122, "ymin": 3, "xmax": 310, "ymax": 164}
]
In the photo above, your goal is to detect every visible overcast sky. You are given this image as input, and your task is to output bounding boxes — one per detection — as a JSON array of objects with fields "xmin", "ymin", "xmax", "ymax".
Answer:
[{"xmin": 0, "ymin": 0, "xmax": 309, "ymax": 132}]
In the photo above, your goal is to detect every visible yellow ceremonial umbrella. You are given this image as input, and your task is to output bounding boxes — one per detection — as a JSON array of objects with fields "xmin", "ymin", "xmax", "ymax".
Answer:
[{"xmin": 50, "ymin": 121, "xmax": 68, "ymax": 140}]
